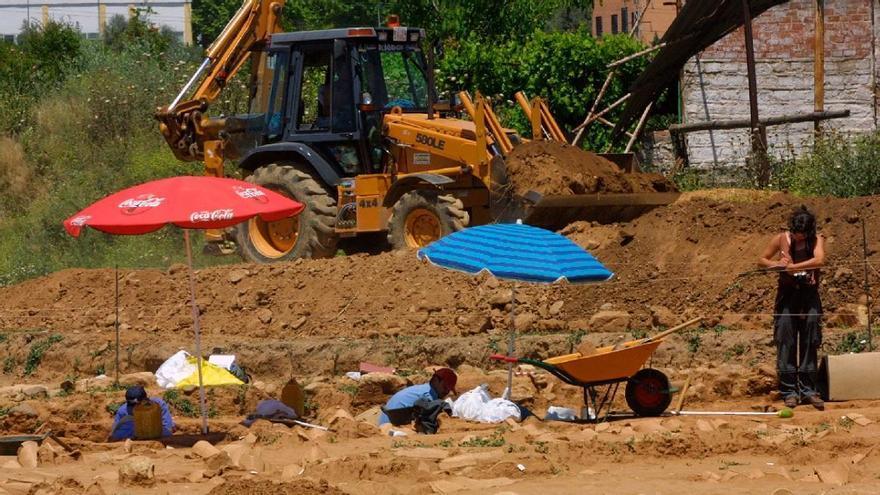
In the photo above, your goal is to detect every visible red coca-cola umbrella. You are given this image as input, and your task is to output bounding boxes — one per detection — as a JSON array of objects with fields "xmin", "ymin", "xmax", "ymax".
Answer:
[{"xmin": 64, "ymin": 176, "xmax": 304, "ymax": 434}]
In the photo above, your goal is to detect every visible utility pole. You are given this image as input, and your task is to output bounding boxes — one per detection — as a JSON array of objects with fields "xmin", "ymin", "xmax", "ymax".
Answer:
[
  {"xmin": 814, "ymin": 0, "xmax": 825, "ymax": 135},
  {"xmin": 741, "ymin": 0, "xmax": 769, "ymax": 186}
]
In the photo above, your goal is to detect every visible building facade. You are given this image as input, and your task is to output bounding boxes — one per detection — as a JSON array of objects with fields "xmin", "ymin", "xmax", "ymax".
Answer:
[
  {"xmin": 592, "ymin": 0, "xmax": 676, "ymax": 44},
  {"xmin": 681, "ymin": 0, "xmax": 877, "ymax": 169},
  {"xmin": 0, "ymin": 0, "xmax": 192, "ymax": 45}
]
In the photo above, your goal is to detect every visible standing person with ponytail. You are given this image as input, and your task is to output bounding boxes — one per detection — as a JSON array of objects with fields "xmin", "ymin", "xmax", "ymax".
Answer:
[{"xmin": 759, "ymin": 206, "xmax": 826, "ymax": 410}]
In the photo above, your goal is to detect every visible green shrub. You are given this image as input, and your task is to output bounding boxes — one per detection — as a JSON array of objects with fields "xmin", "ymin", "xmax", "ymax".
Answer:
[
  {"xmin": 834, "ymin": 330, "xmax": 871, "ymax": 354},
  {"xmin": 24, "ymin": 334, "xmax": 63, "ymax": 376},
  {"xmin": 162, "ymin": 389, "xmax": 200, "ymax": 417},
  {"xmin": 772, "ymin": 133, "xmax": 880, "ymax": 197}
]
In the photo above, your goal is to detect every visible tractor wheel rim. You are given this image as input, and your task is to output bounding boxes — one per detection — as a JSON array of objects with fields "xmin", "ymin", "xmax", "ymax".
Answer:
[
  {"xmin": 249, "ymin": 214, "xmax": 299, "ymax": 258},
  {"xmin": 633, "ymin": 377, "xmax": 665, "ymax": 408},
  {"xmin": 404, "ymin": 208, "xmax": 441, "ymax": 248}
]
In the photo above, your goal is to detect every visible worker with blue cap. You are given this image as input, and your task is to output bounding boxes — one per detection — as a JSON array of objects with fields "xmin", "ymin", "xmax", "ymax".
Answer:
[{"xmin": 109, "ymin": 385, "xmax": 176, "ymax": 440}]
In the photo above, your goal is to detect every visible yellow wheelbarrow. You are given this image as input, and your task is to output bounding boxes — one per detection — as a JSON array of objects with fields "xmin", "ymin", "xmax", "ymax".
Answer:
[{"xmin": 491, "ymin": 317, "xmax": 702, "ymax": 421}]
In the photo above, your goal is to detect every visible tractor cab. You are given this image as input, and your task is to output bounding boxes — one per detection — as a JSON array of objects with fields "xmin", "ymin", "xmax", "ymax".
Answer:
[{"xmin": 231, "ymin": 26, "xmax": 434, "ymax": 177}]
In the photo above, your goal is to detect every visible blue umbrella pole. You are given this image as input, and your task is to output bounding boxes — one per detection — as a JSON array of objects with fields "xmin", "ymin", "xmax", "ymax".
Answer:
[{"xmin": 504, "ymin": 283, "xmax": 517, "ymax": 400}]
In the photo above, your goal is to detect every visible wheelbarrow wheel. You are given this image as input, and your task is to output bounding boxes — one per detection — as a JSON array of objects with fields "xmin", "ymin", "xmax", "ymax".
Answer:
[{"xmin": 625, "ymin": 368, "xmax": 672, "ymax": 417}]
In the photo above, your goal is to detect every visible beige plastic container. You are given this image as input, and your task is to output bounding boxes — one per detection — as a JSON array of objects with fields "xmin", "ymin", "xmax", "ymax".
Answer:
[{"xmin": 133, "ymin": 401, "xmax": 162, "ymax": 440}]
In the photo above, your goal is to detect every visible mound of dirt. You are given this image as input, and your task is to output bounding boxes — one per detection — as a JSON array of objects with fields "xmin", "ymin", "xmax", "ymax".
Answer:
[
  {"xmin": 1, "ymin": 190, "xmax": 878, "ymax": 386},
  {"xmin": 503, "ymin": 140, "xmax": 675, "ymax": 197},
  {"xmin": 208, "ymin": 479, "xmax": 344, "ymax": 495}
]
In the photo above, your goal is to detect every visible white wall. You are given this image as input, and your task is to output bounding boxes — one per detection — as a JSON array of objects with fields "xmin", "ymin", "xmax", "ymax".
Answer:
[{"xmin": 0, "ymin": 0, "xmax": 189, "ymax": 41}]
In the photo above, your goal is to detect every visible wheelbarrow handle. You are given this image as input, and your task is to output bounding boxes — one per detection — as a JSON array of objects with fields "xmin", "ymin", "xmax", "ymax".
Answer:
[{"xmin": 489, "ymin": 354, "xmax": 519, "ymax": 363}]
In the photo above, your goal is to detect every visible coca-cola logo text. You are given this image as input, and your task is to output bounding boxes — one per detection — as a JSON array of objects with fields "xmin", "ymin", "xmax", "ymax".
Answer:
[
  {"xmin": 70, "ymin": 215, "xmax": 91, "ymax": 227},
  {"xmin": 189, "ymin": 209, "xmax": 235, "ymax": 223},
  {"xmin": 234, "ymin": 186, "xmax": 269, "ymax": 203},
  {"xmin": 119, "ymin": 195, "xmax": 165, "ymax": 215}
]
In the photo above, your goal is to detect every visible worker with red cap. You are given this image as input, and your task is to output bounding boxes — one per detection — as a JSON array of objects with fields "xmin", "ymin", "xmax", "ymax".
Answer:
[{"xmin": 378, "ymin": 368, "xmax": 457, "ymax": 426}]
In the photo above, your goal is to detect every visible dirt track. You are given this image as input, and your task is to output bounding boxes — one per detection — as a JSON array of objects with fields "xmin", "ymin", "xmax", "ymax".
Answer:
[{"xmin": 2, "ymin": 189, "xmax": 880, "ymax": 494}]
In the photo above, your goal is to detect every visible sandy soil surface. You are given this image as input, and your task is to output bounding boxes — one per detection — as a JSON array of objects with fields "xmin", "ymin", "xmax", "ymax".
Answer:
[{"xmin": 1, "ymin": 189, "xmax": 879, "ymax": 494}]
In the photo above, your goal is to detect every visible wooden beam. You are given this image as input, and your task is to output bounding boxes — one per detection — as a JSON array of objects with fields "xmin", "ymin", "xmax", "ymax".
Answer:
[
  {"xmin": 814, "ymin": 0, "xmax": 825, "ymax": 134},
  {"xmin": 630, "ymin": 0, "xmax": 653, "ymax": 36},
  {"xmin": 606, "ymin": 43, "xmax": 666, "ymax": 69},
  {"xmin": 741, "ymin": 0, "xmax": 770, "ymax": 186},
  {"xmin": 625, "ymin": 102, "xmax": 653, "ymax": 153},
  {"xmin": 572, "ymin": 93, "xmax": 631, "ymax": 132},
  {"xmin": 668, "ymin": 110, "xmax": 850, "ymax": 133},
  {"xmin": 572, "ymin": 69, "xmax": 616, "ymax": 146}
]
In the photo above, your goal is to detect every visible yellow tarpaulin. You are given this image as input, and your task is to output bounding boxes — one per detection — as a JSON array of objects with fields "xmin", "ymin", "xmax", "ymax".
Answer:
[{"xmin": 176, "ymin": 357, "xmax": 244, "ymax": 388}]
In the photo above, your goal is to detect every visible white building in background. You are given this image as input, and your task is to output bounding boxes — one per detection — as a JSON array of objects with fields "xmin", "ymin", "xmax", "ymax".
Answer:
[{"xmin": 0, "ymin": 0, "xmax": 192, "ymax": 45}]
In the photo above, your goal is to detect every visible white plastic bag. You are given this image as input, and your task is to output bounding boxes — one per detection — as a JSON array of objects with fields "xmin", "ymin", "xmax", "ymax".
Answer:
[
  {"xmin": 452, "ymin": 385, "xmax": 521, "ymax": 423},
  {"xmin": 545, "ymin": 406, "xmax": 577, "ymax": 421},
  {"xmin": 155, "ymin": 350, "xmax": 196, "ymax": 389}
]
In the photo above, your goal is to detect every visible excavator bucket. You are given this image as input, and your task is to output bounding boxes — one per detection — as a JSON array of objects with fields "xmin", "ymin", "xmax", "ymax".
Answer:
[
  {"xmin": 488, "ymin": 155, "xmax": 679, "ymax": 231},
  {"xmin": 517, "ymin": 191, "xmax": 680, "ymax": 230},
  {"xmin": 469, "ymin": 90, "xmax": 679, "ymax": 231}
]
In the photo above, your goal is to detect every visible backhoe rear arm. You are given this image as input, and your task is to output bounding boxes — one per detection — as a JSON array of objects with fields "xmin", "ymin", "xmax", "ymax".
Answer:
[{"xmin": 155, "ymin": 0, "xmax": 284, "ymax": 170}]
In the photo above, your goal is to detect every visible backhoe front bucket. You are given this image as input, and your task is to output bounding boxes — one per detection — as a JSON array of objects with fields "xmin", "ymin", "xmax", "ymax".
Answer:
[
  {"xmin": 488, "ymin": 155, "xmax": 679, "ymax": 230},
  {"xmin": 516, "ymin": 191, "xmax": 680, "ymax": 230}
]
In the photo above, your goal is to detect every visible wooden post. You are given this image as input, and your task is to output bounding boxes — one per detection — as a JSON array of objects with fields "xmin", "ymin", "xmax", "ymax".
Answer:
[
  {"xmin": 630, "ymin": 0, "xmax": 653, "ymax": 36},
  {"xmin": 625, "ymin": 102, "xmax": 653, "ymax": 153},
  {"xmin": 741, "ymin": 0, "xmax": 769, "ymax": 186},
  {"xmin": 572, "ymin": 70, "xmax": 616, "ymax": 146},
  {"xmin": 814, "ymin": 0, "xmax": 825, "ymax": 135}
]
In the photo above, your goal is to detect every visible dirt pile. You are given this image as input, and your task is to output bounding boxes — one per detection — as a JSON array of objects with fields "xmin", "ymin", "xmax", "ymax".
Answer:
[
  {"xmin": 1, "ymin": 190, "xmax": 874, "ymax": 346},
  {"xmin": 503, "ymin": 140, "xmax": 675, "ymax": 197},
  {"xmin": 0, "ymin": 189, "xmax": 877, "ymax": 385},
  {"xmin": 208, "ymin": 479, "xmax": 345, "ymax": 495},
  {"xmin": 562, "ymin": 190, "xmax": 879, "ymax": 330}
]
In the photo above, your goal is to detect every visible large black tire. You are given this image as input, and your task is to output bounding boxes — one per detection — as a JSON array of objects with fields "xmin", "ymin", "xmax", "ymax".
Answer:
[
  {"xmin": 387, "ymin": 190, "xmax": 468, "ymax": 249},
  {"xmin": 625, "ymin": 368, "xmax": 672, "ymax": 417},
  {"xmin": 235, "ymin": 163, "xmax": 337, "ymax": 262}
]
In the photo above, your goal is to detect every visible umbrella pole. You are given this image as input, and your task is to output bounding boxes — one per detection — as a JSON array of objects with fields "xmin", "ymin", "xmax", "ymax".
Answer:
[
  {"xmin": 114, "ymin": 264, "xmax": 120, "ymax": 386},
  {"xmin": 183, "ymin": 229, "xmax": 209, "ymax": 435},
  {"xmin": 504, "ymin": 283, "xmax": 517, "ymax": 400}
]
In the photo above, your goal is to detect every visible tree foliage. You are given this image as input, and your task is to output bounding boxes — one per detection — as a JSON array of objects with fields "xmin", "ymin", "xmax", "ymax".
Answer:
[
  {"xmin": 191, "ymin": 0, "xmax": 592, "ymax": 47},
  {"xmin": 438, "ymin": 31, "xmax": 650, "ymax": 151},
  {"xmin": 103, "ymin": 9, "xmax": 178, "ymax": 56}
]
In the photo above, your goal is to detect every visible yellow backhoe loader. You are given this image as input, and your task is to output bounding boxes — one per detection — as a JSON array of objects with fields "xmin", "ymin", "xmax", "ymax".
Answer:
[{"xmin": 156, "ymin": 1, "xmax": 677, "ymax": 262}]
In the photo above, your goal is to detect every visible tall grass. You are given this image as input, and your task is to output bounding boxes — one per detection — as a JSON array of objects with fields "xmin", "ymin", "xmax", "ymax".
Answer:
[{"xmin": 0, "ymin": 18, "xmax": 247, "ymax": 286}]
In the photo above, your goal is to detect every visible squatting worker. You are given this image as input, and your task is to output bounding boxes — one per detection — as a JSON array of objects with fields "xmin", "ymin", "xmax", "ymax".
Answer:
[
  {"xmin": 378, "ymin": 368, "xmax": 457, "ymax": 426},
  {"xmin": 109, "ymin": 385, "xmax": 176, "ymax": 440},
  {"xmin": 758, "ymin": 206, "xmax": 826, "ymax": 410}
]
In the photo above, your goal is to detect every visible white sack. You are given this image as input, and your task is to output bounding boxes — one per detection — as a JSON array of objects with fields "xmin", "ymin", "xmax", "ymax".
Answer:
[
  {"xmin": 155, "ymin": 350, "xmax": 196, "ymax": 389},
  {"xmin": 452, "ymin": 386, "xmax": 521, "ymax": 423}
]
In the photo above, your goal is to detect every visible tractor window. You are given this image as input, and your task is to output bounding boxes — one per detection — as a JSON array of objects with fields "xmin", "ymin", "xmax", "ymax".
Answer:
[
  {"xmin": 381, "ymin": 50, "xmax": 428, "ymax": 109},
  {"xmin": 249, "ymin": 50, "xmax": 290, "ymax": 142},
  {"xmin": 297, "ymin": 47, "xmax": 332, "ymax": 131},
  {"xmin": 331, "ymin": 44, "xmax": 356, "ymax": 132},
  {"xmin": 358, "ymin": 45, "xmax": 429, "ymax": 111}
]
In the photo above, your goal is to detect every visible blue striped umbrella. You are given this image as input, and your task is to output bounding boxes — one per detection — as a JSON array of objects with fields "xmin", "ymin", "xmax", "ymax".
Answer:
[
  {"xmin": 417, "ymin": 223, "xmax": 613, "ymax": 284},
  {"xmin": 418, "ymin": 222, "xmax": 613, "ymax": 399}
]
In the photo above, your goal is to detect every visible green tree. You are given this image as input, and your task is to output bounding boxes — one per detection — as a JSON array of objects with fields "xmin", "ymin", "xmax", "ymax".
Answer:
[
  {"xmin": 438, "ymin": 31, "xmax": 650, "ymax": 151},
  {"xmin": 191, "ymin": 0, "xmax": 242, "ymax": 46},
  {"xmin": 103, "ymin": 9, "xmax": 177, "ymax": 57},
  {"xmin": 392, "ymin": 0, "xmax": 593, "ymax": 42},
  {"xmin": 191, "ymin": 0, "xmax": 593, "ymax": 47}
]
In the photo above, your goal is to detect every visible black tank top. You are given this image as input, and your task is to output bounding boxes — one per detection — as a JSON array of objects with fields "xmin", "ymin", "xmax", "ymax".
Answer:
[{"xmin": 779, "ymin": 232, "xmax": 820, "ymax": 287}]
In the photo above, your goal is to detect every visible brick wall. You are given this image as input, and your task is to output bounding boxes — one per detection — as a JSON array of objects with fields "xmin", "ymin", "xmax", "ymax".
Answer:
[{"xmin": 679, "ymin": 0, "xmax": 877, "ymax": 170}]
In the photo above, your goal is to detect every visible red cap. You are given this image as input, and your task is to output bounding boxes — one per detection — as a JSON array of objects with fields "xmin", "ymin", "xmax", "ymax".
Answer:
[{"xmin": 432, "ymin": 368, "xmax": 457, "ymax": 394}]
